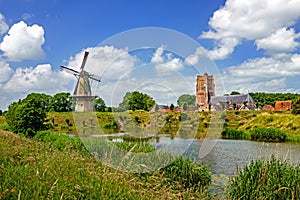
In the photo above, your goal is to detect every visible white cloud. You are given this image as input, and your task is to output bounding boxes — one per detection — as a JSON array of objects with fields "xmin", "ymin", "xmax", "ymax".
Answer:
[
  {"xmin": 0, "ymin": 21, "xmax": 45, "ymax": 61},
  {"xmin": 67, "ymin": 46, "xmax": 137, "ymax": 81},
  {"xmin": 155, "ymin": 58, "xmax": 184, "ymax": 74},
  {"xmin": 186, "ymin": 37, "xmax": 239, "ymax": 63},
  {"xmin": 0, "ymin": 13, "xmax": 9, "ymax": 34},
  {"xmin": 3, "ymin": 64, "xmax": 73, "ymax": 92},
  {"xmin": 151, "ymin": 46, "xmax": 185, "ymax": 74},
  {"xmin": 190, "ymin": 0, "xmax": 300, "ymax": 62},
  {"xmin": 255, "ymin": 28, "xmax": 300, "ymax": 54},
  {"xmin": 221, "ymin": 54, "xmax": 300, "ymax": 94},
  {"xmin": 151, "ymin": 45, "xmax": 165, "ymax": 63},
  {"xmin": 226, "ymin": 55, "xmax": 300, "ymax": 79},
  {"xmin": 202, "ymin": 0, "xmax": 300, "ymax": 41},
  {"xmin": 0, "ymin": 61, "xmax": 14, "ymax": 83}
]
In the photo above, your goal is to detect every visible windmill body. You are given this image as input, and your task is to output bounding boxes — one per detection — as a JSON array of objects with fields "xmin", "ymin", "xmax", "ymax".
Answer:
[{"xmin": 61, "ymin": 51, "xmax": 101, "ymax": 112}]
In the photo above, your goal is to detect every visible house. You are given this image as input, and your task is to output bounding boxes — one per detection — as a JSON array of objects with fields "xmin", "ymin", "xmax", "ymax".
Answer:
[
  {"xmin": 209, "ymin": 94, "xmax": 256, "ymax": 111},
  {"xmin": 149, "ymin": 104, "xmax": 182, "ymax": 113},
  {"xmin": 275, "ymin": 100, "xmax": 292, "ymax": 111},
  {"xmin": 262, "ymin": 104, "xmax": 274, "ymax": 111}
]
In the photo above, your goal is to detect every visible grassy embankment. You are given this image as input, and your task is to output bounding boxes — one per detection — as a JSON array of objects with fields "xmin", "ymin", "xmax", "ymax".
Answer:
[
  {"xmin": 0, "ymin": 110, "xmax": 299, "ymax": 141},
  {"xmin": 42, "ymin": 110, "xmax": 300, "ymax": 141},
  {"xmin": 0, "ymin": 130, "xmax": 212, "ymax": 199}
]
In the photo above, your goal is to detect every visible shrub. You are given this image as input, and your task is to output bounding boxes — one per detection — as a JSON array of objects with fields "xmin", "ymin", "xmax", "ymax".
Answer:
[
  {"xmin": 250, "ymin": 127, "xmax": 287, "ymax": 142},
  {"xmin": 221, "ymin": 128, "xmax": 246, "ymax": 139},
  {"xmin": 228, "ymin": 156, "xmax": 300, "ymax": 199},
  {"xmin": 161, "ymin": 157, "xmax": 211, "ymax": 191}
]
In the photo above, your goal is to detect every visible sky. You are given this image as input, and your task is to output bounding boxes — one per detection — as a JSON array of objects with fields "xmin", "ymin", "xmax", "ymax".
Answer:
[{"xmin": 0, "ymin": 0, "xmax": 300, "ymax": 110}]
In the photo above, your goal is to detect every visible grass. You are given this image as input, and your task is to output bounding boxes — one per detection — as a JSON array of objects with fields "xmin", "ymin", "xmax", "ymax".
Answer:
[
  {"xmin": 0, "ymin": 130, "xmax": 212, "ymax": 199},
  {"xmin": 228, "ymin": 156, "xmax": 300, "ymax": 199}
]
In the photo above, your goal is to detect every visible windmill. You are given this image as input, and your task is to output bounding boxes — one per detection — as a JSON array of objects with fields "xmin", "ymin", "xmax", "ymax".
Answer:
[{"xmin": 61, "ymin": 51, "xmax": 101, "ymax": 112}]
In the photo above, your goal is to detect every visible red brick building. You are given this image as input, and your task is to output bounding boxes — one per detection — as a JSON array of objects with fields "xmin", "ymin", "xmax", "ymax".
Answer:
[{"xmin": 275, "ymin": 100, "xmax": 292, "ymax": 111}]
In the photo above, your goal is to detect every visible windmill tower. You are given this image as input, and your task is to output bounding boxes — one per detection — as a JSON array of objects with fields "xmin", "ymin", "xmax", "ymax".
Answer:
[{"xmin": 61, "ymin": 51, "xmax": 101, "ymax": 112}]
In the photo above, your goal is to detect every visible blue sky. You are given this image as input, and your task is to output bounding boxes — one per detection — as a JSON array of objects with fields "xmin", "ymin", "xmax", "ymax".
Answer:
[{"xmin": 0, "ymin": 0, "xmax": 300, "ymax": 109}]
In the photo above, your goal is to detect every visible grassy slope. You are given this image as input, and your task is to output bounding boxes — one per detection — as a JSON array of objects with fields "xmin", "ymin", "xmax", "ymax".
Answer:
[
  {"xmin": 0, "ymin": 130, "xmax": 209, "ymax": 199},
  {"xmin": 1, "ymin": 110, "xmax": 300, "ymax": 140}
]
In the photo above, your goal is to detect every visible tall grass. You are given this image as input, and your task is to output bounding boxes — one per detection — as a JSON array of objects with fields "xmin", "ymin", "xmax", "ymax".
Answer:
[
  {"xmin": 0, "ymin": 130, "xmax": 213, "ymax": 199},
  {"xmin": 228, "ymin": 156, "xmax": 300, "ymax": 199},
  {"xmin": 250, "ymin": 127, "xmax": 287, "ymax": 142}
]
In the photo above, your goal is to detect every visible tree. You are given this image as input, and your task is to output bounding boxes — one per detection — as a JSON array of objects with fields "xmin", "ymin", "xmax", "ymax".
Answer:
[
  {"xmin": 94, "ymin": 97, "xmax": 106, "ymax": 112},
  {"xmin": 230, "ymin": 91, "xmax": 240, "ymax": 95},
  {"xmin": 177, "ymin": 94, "xmax": 196, "ymax": 106},
  {"xmin": 170, "ymin": 103, "xmax": 175, "ymax": 111},
  {"xmin": 50, "ymin": 92, "xmax": 73, "ymax": 112},
  {"xmin": 292, "ymin": 97, "xmax": 300, "ymax": 115},
  {"xmin": 6, "ymin": 94, "xmax": 47, "ymax": 137},
  {"xmin": 119, "ymin": 91, "xmax": 155, "ymax": 111}
]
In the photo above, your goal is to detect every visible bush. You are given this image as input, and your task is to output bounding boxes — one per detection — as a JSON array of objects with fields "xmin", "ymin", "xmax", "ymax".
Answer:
[
  {"xmin": 5, "ymin": 97, "xmax": 47, "ymax": 137},
  {"xmin": 161, "ymin": 157, "xmax": 211, "ymax": 191},
  {"xmin": 221, "ymin": 128, "xmax": 246, "ymax": 139},
  {"xmin": 228, "ymin": 156, "xmax": 300, "ymax": 199},
  {"xmin": 250, "ymin": 127, "xmax": 287, "ymax": 142}
]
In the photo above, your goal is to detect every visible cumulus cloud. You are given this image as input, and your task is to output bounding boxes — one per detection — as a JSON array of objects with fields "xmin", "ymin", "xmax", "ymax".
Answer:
[
  {"xmin": 67, "ymin": 46, "xmax": 137, "ymax": 81},
  {"xmin": 221, "ymin": 54, "xmax": 300, "ymax": 94},
  {"xmin": 255, "ymin": 28, "xmax": 300, "ymax": 54},
  {"xmin": 202, "ymin": 0, "xmax": 300, "ymax": 40},
  {"xmin": 0, "ymin": 13, "xmax": 9, "ymax": 34},
  {"xmin": 3, "ymin": 64, "xmax": 73, "ymax": 92},
  {"xmin": 0, "ymin": 21, "xmax": 45, "ymax": 61},
  {"xmin": 151, "ymin": 46, "xmax": 185, "ymax": 74},
  {"xmin": 189, "ymin": 0, "xmax": 300, "ymax": 62},
  {"xmin": 0, "ymin": 61, "xmax": 14, "ymax": 83}
]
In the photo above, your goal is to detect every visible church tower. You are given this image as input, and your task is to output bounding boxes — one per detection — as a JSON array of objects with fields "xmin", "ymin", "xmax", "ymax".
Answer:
[{"xmin": 196, "ymin": 73, "xmax": 215, "ymax": 111}]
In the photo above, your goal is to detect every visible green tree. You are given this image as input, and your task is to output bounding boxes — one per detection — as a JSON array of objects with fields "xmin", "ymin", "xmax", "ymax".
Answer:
[
  {"xmin": 292, "ymin": 97, "xmax": 300, "ymax": 115},
  {"xmin": 230, "ymin": 91, "xmax": 240, "ymax": 95},
  {"xmin": 6, "ymin": 94, "xmax": 47, "ymax": 137},
  {"xmin": 94, "ymin": 97, "xmax": 106, "ymax": 112},
  {"xmin": 119, "ymin": 91, "xmax": 155, "ymax": 111},
  {"xmin": 177, "ymin": 94, "xmax": 196, "ymax": 106},
  {"xmin": 170, "ymin": 103, "xmax": 175, "ymax": 111},
  {"xmin": 50, "ymin": 92, "xmax": 73, "ymax": 112}
]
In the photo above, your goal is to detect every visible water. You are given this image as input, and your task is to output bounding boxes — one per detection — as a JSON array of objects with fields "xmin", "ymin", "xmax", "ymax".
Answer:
[
  {"xmin": 152, "ymin": 137, "xmax": 300, "ymax": 176},
  {"xmin": 75, "ymin": 133, "xmax": 300, "ymax": 176}
]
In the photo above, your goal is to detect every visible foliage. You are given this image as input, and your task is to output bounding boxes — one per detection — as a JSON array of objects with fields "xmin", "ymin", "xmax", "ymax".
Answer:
[
  {"xmin": 177, "ymin": 94, "xmax": 196, "ymax": 106},
  {"xmin": 161, "ymin": 157, "xmax": 211, "ymax": 191},
  {"xmin": 221, "ymin": 128, "xmax": 246, "ymax": 139},
  {"xmin": 170, "ymin": 103, "xmax": 175, "ymax": 111},
  {"xmin": 5, "ymin": 95, "xmax": 47, "ymax": 137},
  {"xmin": 119, "ymin": 91, "xmax": 155, "ymax": 111},
  {"xmin": 249, "ymin": 92, "xmax": 300, "ymax": 107},
  {"xmin": 49, "ymin": 92, "xmax": 73, "ymax": 112},
  {"xmin": 250, "ymin": 127, "xmax": 287, "ymax": 142},
  {"xmin": 228, "ymin": 156, "xmax": 300, "ymax": 200},
  {"xmin": 230, "ymin": 91, "xmax": 240, "ymax": 95},
  {"xmin": 292, "ymin": 96, "xmax": 300, "ymax": 115},
  {"xmin": 94, "ymin": 97, "xmax": 106, "ymax": 112}
]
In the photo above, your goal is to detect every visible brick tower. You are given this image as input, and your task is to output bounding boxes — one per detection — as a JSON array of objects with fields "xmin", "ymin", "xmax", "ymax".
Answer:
[{"xmin": 196, "ymin": 73, "xmax": 215, "ymax": 111}]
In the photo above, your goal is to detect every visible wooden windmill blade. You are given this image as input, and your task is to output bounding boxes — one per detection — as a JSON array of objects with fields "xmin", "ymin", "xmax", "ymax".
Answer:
[
  {"xmin": 88, "ymin": 73, "xmax": 101, "ymax": 82},
  {"xmin": 60, "ymin": 65, "xmax": 80, "ymax": 76},
  {"xmin": 80, "ymin": 51, "xmax": 89, "ymax": 70}
]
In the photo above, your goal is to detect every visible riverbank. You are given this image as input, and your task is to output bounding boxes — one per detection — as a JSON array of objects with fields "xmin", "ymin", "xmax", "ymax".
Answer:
[
  {"xmin": 1, "ymin": 130, "xmax": 299, "ymax": 199},
  {"xmin": 0, "ymin": 110, "xmax": 299, "ymax": 141}
]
